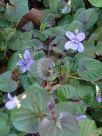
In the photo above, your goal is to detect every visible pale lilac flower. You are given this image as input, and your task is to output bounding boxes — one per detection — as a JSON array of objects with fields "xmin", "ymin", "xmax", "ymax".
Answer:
[
  {"xmin": 76, "ymin": 115, "xmax": 87, "ymax": 120},
  {"xmin": 61, "ymin": 0, "xmax": 71, "ymax": 14},
  {"xmin": 58, "ymin": 112, "xmax": 87, "ymax": 121},
  {"xmin": 5, "ymin": 93, "xmax": 21, "ymax": 110},
  {"xmin": 64, "ymin": 31, "xmax": 85, "ymax": 52},
  {"xmin": 61, "ymin": 6, "xmax": 71, "ymax": 14},
  {"xmin": 96, "ymin": 96, "xmax": 102, "ymax": 103},
  {"xmin": 16, "ymin": 50, "xmax": 34, "ymax": 74}
]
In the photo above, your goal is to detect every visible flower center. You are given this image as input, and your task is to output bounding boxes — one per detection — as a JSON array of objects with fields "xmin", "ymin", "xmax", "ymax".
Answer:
[
  {"xmin": 23, "ymin": 59, "xmax": 30, "ymax": 66},
  {"xmin": 72, "ymin": 39, "xmax": 79, "ymax": 44}
]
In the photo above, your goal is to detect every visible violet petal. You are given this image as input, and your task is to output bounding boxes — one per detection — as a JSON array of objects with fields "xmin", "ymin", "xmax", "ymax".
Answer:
[
  {"xmin": 66, "ymin": 31, "xmax": 75, "ymax": 40},
  {"xmin": 5, "ymin": 100, "xmax": 17, "ymax": 110},
  {"xmin": 65, "ymin": 41, "xmax": 79, "ymax": 51},
  {"xmin": 76, "ymin": 32, "xmax": 85, "ymax": 42},
  {"xmin": 77, "ymin": 42, "xmax": 84, "ymax": 52},
  {"xmin": 24, "ymin": 50, "xmax": 31, "ymax": 60},
  {"xmin": 96, "ymin": 96, "xmax": 102, "ymax": 103},
  {"xmin": 16, "ymin": 60, "xmax": 24, "ymax": 66},
  {"xmin": 7, "ymin": 93, "xmax": 13, "ymax": 100},
  {"xmin": 76, "ymin": 115, "xmax": 87, "ymax": 120},
  {"xmin": 20, "ymin": 66, "xmax": 27, "ymax": 74},
  {"xmin": 70, "ymin": 41, "xmax": 79, "ymax": 50},
  {"xmin": 64, "ymin": 41, "xmax": 72, "ymax": 50}
]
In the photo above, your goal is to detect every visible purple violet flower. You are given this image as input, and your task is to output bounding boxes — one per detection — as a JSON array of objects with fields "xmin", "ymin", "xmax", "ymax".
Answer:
[
  {"xmin": 5, "ymin": 93, "xmax": 21, "ymax": 110},
  {"xmin": 96, "ymin": 96, "xmax": 102, "ymax": 103},
  {"xmin": 64, "ymin": 31, "xmax": 85, "ymax": 52},
  {"xmin": 76, "ymin": 115, "xmax": 87, "ymax": 120},
  {"xmin": 16, "ymin": 50, "xmax": 34, "ymax": 74}
]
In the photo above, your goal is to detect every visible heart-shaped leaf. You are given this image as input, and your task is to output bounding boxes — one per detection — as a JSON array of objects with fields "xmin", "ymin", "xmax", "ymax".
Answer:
[
  {"xmin": 79, "ymin": 119, "xmax": 96, "ymax": 136},
  {"xmin": 5, "ymin": 0, "xmax": 29, "ymax": 22},
  {"xmin": 39, "ymin": 112, "xmax": 80, "ymax": 136},
  {"xmin": 88, "ymin": 0, "xmax": 102, "ymax": 7},
  {"xmin": 77, "ymin": 57, "xmax": 102, "ymax": 81},
  {"xmin": 0, "ymin": 113, "xmax": 10, "ymax": 136},
  {"xmin": 11, "ymin": 108, "xmax": 40, "ymax": 133},
  {"xmin": 75, "ymin": 8, "xmax": 98, "ymax": 29},
  {"xmin": 56, "ymin": 84, "xmax": 78, "ymax": 101},
  {"xmin": 11, "ymin": 84, "xmax": 50, "ymax": 133},
  {"xmin": 0, "ymin": 71, "xmax": 18, "ymax": 92}
]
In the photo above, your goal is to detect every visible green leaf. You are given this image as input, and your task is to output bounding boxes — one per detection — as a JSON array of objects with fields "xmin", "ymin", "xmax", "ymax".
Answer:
[
  {"xmin": 56, "ymin": 84, "xmax": 91, "ymax": 114},
  {"xmin": 91, "ymin": 108, "xmax": 102, "ymax": 122},
  {"xmin": 63, "ymin": 57, "xmax": 73, "ymax": 72},
  {"xmin": 5, "ymin": 0, "xmax": 29, "ymax": 22},
  {"xmin": 0, "ymin": 71, "xmax": 18, "ymax": 92},
  {"xmin": 11, "ymin": 108, "xmax": 40, "ymax": 133},
  {"xmin": 39, "ymin": 112, "xmax": 80, "ymax": 136},
  {"xmin": 57, "ymin": 101, "xmax": 86, "ymax": 114},
  {"xmin": 20, "ymin": 74, "xmax": 33, "ymax": 90},
  {"xmin": 57, "ymin": 15, "xmax": 72, "ymax": 26},
  {"xmin": 75, "ymin": 8, "xmax": 98, "ymax": 29},
  {"xmin": 24, "ymin": 84, "xmax": 50, "ymax": 113},
  {"xmin": 41, "ymin": 9, "xmax": 59, "ymax": 27},
  {"xmin": 7, "ymin": 31, "xmax": 32, "ymax": 51},
  {"xmin": 0, "ymin": 112, "xmax": 10, "ymax": 136},
  {"xmin": 51, "ymin": 35, "xmax": 66, "ymax": 54},
  {"xmin": 33, "ymin": 29, "xmax": 49, "ymax": 41},
  {"xmin": 84, "ymin": 28, "xmax": 102, "ymax": 56},
  {"xmin": 96, "ymin": 127, "xmax": 102, "ymax": 136},
  {"xmin": 69, "ymin": 81, "xmax": 95, "ymax": 107},
  {"xmin": 56, "ymin": 84, "xmax": 78, "ymax": 101},
  {"xmin": 0, "ymin": 19, "xmax": 10, "ymax": 28},
  {"xmin": 49, "ymin": 0, "xmax": 64, "ymax": 12},
  {"xmin": 11, "ymin": 84, "xmax": 50, "ymax": 133},
  {"xmin": 97, "ymin": 10, "xmax": 102, "ymax": 27},
  {"xmin": 88, "ymin": 0, "xmax": 102, "ymax": 7},
  {"xmin": 84, "ymin": 41, "xmax": 96, "ymax": 58},
  {"xmin": 79, "ymin": 119, "xmax": 96, "ymax": 136},
  {"xmin": 74, "ymin": 84, "xmax": 95, "ymax": 105},
  {"xmin": 72, "ymin": 0, "xmax": 85, "ymax": 10},
  {"xmin": 7, "ymin": 52, "xmax": 18, "ymax": 71},
  {"xmin": 43, "ymin": 0, "xmax": 49, "ymax": 8},
  {"xmin": 24, "ymin": 39, "xmax": 43, "ymax": 51},
  {"xmin": 67, "ymin": 20, "xmax": 85, "ymax": 32},
  {"xmin": 8, "ymin": 134, "xmax": 17, "ymax": 136},
  {"xmin": 56, "ymin": 83, "xmax": 95, "ymax": 101},
  {"xmin": 34, "ymin": 50, "xmax": 45, "ymax": 60},
  {"xmin": 77, "ymin": 57, "xmax": 102, "ymax": 81}
]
